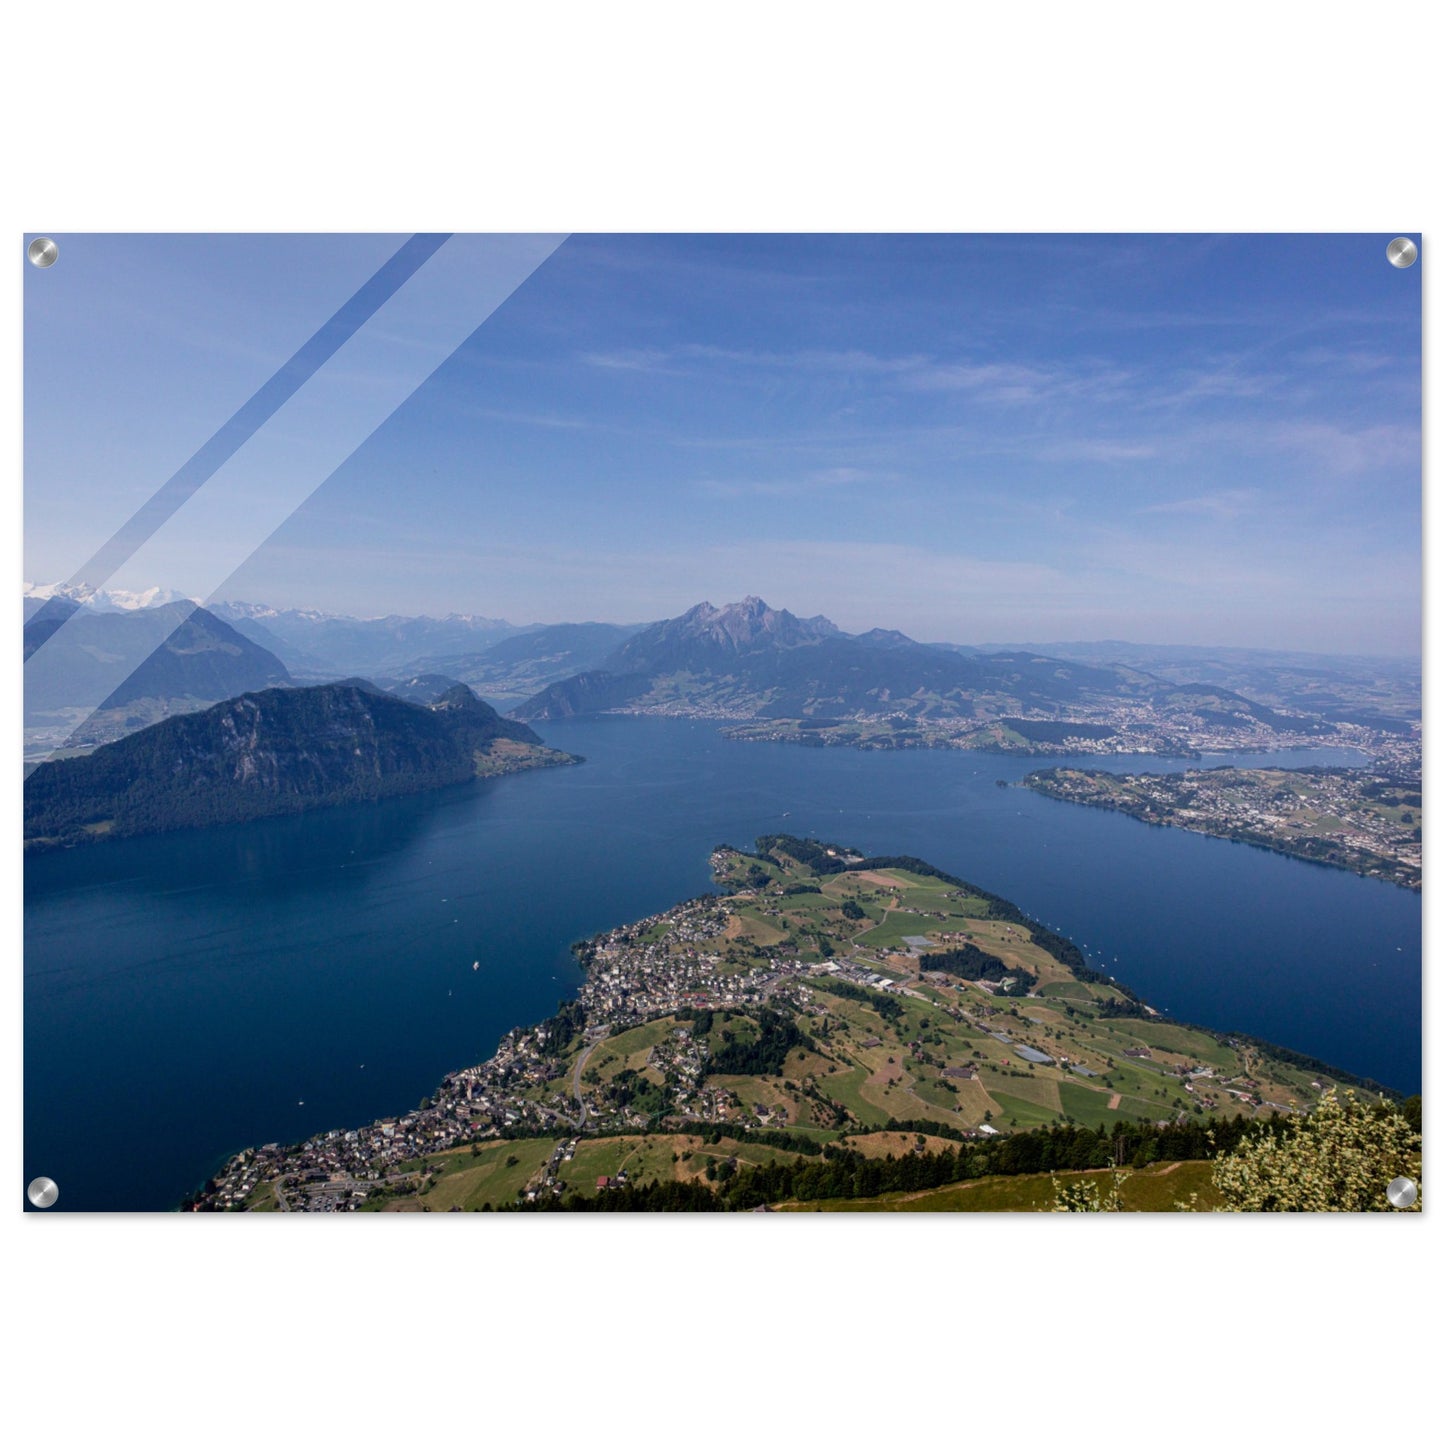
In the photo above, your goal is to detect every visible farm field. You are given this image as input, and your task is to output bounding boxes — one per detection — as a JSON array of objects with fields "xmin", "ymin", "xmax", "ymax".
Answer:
[
  {"xmin": 777, "ymin": 1160, "xmax": 1221, "ymax": 1212},
  {"xmin": 223, "ymin": 834, "xmax": 1399, "ymax": 1215},
  {"xmin": 368, "ymin": 1129, "xmax": 1229, "ymax": 1214},
  {"xmin": 499, "ymin": 838, "xmax": 1384, "ymax": 1199}
]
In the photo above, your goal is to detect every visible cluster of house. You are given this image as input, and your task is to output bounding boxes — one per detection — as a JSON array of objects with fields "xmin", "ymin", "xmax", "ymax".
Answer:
[
  {"xmin": 196, "ymin": 1082, "xmax": 530, "ymax": 1211},
  {"xmin": 199, "ymin": 886, "xmax": 832, "ymax": 1208},
  {"xmin": 998, "ymin": 699, "xmax": 1358, "ymax": 758},
  {"xmin": 202, "ymin": 836, "xmax": 1337, "ymax": 1211},
  {"xmin": 735, "ymin": 701, "xmax": 1418, "ymax": 775},
  {"xmin": 578, "ymin": 899, "xmax": 736, "ymax": 1030},
  {"xmin": 1367, "ymin": 733, "xmax": 1421, "ymax": 774},
  {"xmin": 1037, "ymin": 762, "xmax": 1420, "ymax": 886},
  {"xmin": 731, "ymin": 697, "xmax": 1394, "ymax": 761},
  {"xmin": 643, "ymin": 1030, "xmax": 731, "ymax": 1123},
  {"xmin": 521, "ymin": 1137, "xmax": 580, "ymax": 1203}
]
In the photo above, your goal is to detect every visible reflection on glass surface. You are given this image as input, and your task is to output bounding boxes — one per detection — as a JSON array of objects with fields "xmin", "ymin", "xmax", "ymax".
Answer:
[{"xmin": 24, "ymin": 235, "xmax": 1421, "ymax": 1211}]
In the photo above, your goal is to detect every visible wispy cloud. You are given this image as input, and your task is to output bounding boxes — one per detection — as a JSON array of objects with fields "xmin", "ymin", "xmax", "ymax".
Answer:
[
  {"xmin": 581, "ymin": 343, "xmax": 1140, "ymax": 409},
  {"xmin": 577, "ymin": 346, "xmax": 680, "ymax": 375},
  {"xmin": 900, "ymin": 360, "xmax": 1058, "ymax": 403},
  {"xmin": 1156, "ymin": 363, "xmax": 1287, "ymax": 404},
  {"xmin": 1263, "ymin": 420, "xmax": 1420, "ymax": 475},
  {"xmin": 1294, "ymin": 346, "xmax": 1394, "ymax": 375},
  {"xmin": 579, "ymin": 343, "xmax": 922, "ymax": 379},
  {"xmin": 1140, "ymin": 488, "xmax": 1259, "ymax": 521},
  {"xmin": 697, "ymin": 466, "xmax": 883, "ymax": 499},
  {"xmin": 1039, "ymin": 439, "xmax": 1158, "ymax": 462}
]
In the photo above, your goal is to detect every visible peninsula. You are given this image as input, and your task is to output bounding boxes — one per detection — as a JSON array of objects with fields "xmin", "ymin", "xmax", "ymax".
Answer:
[
  {"xmin": 194, "ymin": 835, "xmax": 1385, "ymax": 1212},
  {"xmin": 1022, "ymin": 765, "xmax": 1421, "ymax": 890}
]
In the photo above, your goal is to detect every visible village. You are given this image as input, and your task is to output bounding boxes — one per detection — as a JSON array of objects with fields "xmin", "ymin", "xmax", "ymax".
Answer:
[
  {"xmin": 1023, "ymin": 761, "xmax": 1421, "ymax": 890},
  {"xmin": 197, "ymin": 872, "xmax": 840, "ymax": 1210},
  {"xmin": 195, "ymin": 838, "xmax": 1375, "ymax": 1208},
  {"xmin": 721, "ymin": 697, "xmax": 1418, "ymax": 764},
  {"xmin": 199, "ymin": 837, "xmax": 1006, "ymax": 1211}
]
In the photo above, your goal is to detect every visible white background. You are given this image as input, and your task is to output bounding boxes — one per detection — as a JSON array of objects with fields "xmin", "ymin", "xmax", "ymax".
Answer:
[{"xmin": 4, "ymin": 3, "xmax": 1435, "ymax": 1439}]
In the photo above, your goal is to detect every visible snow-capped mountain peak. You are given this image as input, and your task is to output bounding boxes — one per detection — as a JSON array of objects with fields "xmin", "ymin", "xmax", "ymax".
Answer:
[{"xmin": 24, "ymin": 581, "xmax": 197, "ymax": 611}]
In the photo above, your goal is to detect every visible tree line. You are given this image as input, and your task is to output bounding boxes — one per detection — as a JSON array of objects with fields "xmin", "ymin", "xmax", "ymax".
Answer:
[
  {"xmin": 922, "ymin": 941, "xmax": 1035, "ymax": 991},
  {"xmin": 705, "ymin": 1010, "xmax": 810, "ymax": 1076},
  {"xmin": 511, "ymin": 1112, "xmax": 1291, "ymax": 1212},
  {"xmin": 812, "ymin": 977, "xmax": 905, "ymax": 1023}
]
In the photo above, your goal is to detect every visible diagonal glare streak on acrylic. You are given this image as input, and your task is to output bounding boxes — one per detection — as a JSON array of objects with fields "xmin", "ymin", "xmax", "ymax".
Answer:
[
  {"xmin": 24, "ymin": 233, "xmax": 568, "ymax": 764},
  {"xmin": 56, "ymin": 233, "xmax": 453, "ymax": 605}
]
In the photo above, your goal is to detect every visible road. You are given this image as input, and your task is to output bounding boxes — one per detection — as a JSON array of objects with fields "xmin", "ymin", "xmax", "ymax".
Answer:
[{"xmin": 572, "ymin": 1030, "xmax": 607, "ymax": 1127}]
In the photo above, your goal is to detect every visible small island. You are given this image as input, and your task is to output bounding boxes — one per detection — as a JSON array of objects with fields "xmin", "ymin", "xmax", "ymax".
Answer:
[
  {"xmin": 1022, "ymin": 766, "xmax": 1421, "ymax": 891},
  {"xmin": 193, "ymin": 835, "xmax": 1389, "ymax": 1213}
]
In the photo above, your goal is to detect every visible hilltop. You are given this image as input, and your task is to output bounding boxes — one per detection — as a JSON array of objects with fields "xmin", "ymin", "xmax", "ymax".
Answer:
[
  {"xmin": 24, "ymin": 600, "xmax": 293, "ymax": 751},
  {"xmin": 513, "ymin": 596, "xmax": 1156, "ymax": 722},
  {"xmin": 24, "ymin": 680, "xmax": 577, "ymax": 849},
  {"xmin": 509, "ymin": 596, "xmax": 1351, "ymax": 758},
  {"xmin": 195, "ymin": 834, "xmax": 1384, "ymax": 1212}
]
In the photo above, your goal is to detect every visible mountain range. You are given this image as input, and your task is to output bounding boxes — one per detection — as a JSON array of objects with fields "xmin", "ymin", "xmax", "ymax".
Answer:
[
  {"xmin": 24, "ymin": 598, "xmax": 293, "ymax": 739},
  {"xmin": 509, "ymin": 595, "xmax": 1294, "ymax": 728},
  {"xmin": 23, "ymin": 581, "xmax": 196, "ymax": 617},
  {"xmin": 208, "ymin": 602, "xmax": 528, "ymax": 678},
  {"xmin": 25, "ymin": 588, "xmax": 1383, "ymax": 762},
  {"xmin": 972, "ymin": 639, "xmax": 1421, "ymax": 733},
  {"xmin": 386, "ymin": 621, "xmax": 647, "ymax": 704}
]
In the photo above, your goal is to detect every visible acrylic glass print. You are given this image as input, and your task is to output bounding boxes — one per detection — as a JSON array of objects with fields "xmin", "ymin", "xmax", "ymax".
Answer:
[{"xmin": 22, "ymin": 233, "xmax": 1421, "ymax": 1213}]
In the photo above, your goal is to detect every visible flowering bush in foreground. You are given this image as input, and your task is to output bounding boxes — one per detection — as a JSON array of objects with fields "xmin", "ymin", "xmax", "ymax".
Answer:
[
  {"xmin": 1051, "ymin": 1090, "xmax": 1421, "ymax": 1213},
  {"xmin": 1208, "ymin": 1089, "xmax": 1421, "ymax": 1212}
]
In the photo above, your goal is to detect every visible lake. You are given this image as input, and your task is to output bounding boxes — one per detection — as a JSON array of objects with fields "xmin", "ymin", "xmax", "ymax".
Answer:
[{"xmin": 23, "ymin": 718, "xmax": 1420, "ymax": 1210}]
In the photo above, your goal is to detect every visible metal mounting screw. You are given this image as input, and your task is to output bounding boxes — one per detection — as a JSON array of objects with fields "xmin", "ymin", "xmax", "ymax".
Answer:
[
  {"xmin": 1385, "ymin": 1176, "xmax": 1418, "ymax": 1209},
  {"xmin": 27, "ymin": 237, "xmax": 59, "ymax": 269},
  {"xmin": 1386, "ymin": 237, "xmax": 1418, "ymax": 269},
  {"xmin": 27, "ymin": 1177, "xmax": 59, "ymax": 1209}
]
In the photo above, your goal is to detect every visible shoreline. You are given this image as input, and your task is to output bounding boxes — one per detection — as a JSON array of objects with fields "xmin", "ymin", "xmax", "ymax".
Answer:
[
  {"xmin": 190, "ymin": 838, "xmax": 1398, "ymax": 1212},
  {"xmin": 1021, "ymin": 765, "xmax": 1421, "ymax": 892}
]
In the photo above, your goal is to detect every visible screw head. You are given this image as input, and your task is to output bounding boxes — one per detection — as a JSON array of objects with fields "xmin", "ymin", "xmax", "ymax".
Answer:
[
  {"xmin": 1386, "ymin": 1176, "xmax": 1418, "ymax": 1209},
  {"xmin": 1386, "ymin": 237, "xmax": 1418, "ymax": 269},
  {"xmin": 27, "ymin": 237, "xmax": 58, "ymax": 269},
  {"xmin": 27, "ymin": 1177, "xmax": 59, "ymax": 1209}
]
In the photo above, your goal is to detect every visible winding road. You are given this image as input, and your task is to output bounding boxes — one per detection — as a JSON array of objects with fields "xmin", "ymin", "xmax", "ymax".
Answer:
[{"xmin": 572, "ymin": 1031, "xmax": 607, "ymax": 1127}]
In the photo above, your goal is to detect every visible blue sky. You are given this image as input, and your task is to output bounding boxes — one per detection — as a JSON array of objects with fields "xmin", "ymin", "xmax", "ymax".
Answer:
[{"xmin": 25, "ymin": 233, "xmax": 1421, "ymax": 653}]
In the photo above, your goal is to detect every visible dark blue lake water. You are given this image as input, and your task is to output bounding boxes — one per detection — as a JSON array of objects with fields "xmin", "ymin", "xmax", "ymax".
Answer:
[{"xmin": 24, "ymin": 719, "xmax": 1420, "ymax": 1210}]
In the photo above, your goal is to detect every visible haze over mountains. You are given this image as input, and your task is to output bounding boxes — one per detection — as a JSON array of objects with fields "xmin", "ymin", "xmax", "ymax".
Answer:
[
  {"xmin": 970, "ymin": 640, "xmax": 1421, "ymax": 731},
  {"xmin": 23, "ymin": 597, "xmax": 293, "ymax": 748},
  {"xmin": 510, "ymin": 596, "xmax": 1319, "ymax": 731},
  {"xmin": 208, "ymin": 602, "xmax": 527, "ymax": 678},
  {"xmin": 387, "ymin": 621, "xmax": 646, "ymax": 705},
  {"xmin": 23, "ymin": 585, "xmax": 1421, "ymax": 763}
]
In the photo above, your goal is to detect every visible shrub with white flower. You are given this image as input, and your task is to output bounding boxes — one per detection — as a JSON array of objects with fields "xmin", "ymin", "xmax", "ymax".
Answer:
[
  {"xmin": 1209, "ymin": 1089, "xmax": 1421, "ymax": 1212},
  {"xmin": 1051, "ymin": 1168, "xmax": 1125, "ymax": 1212}
]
